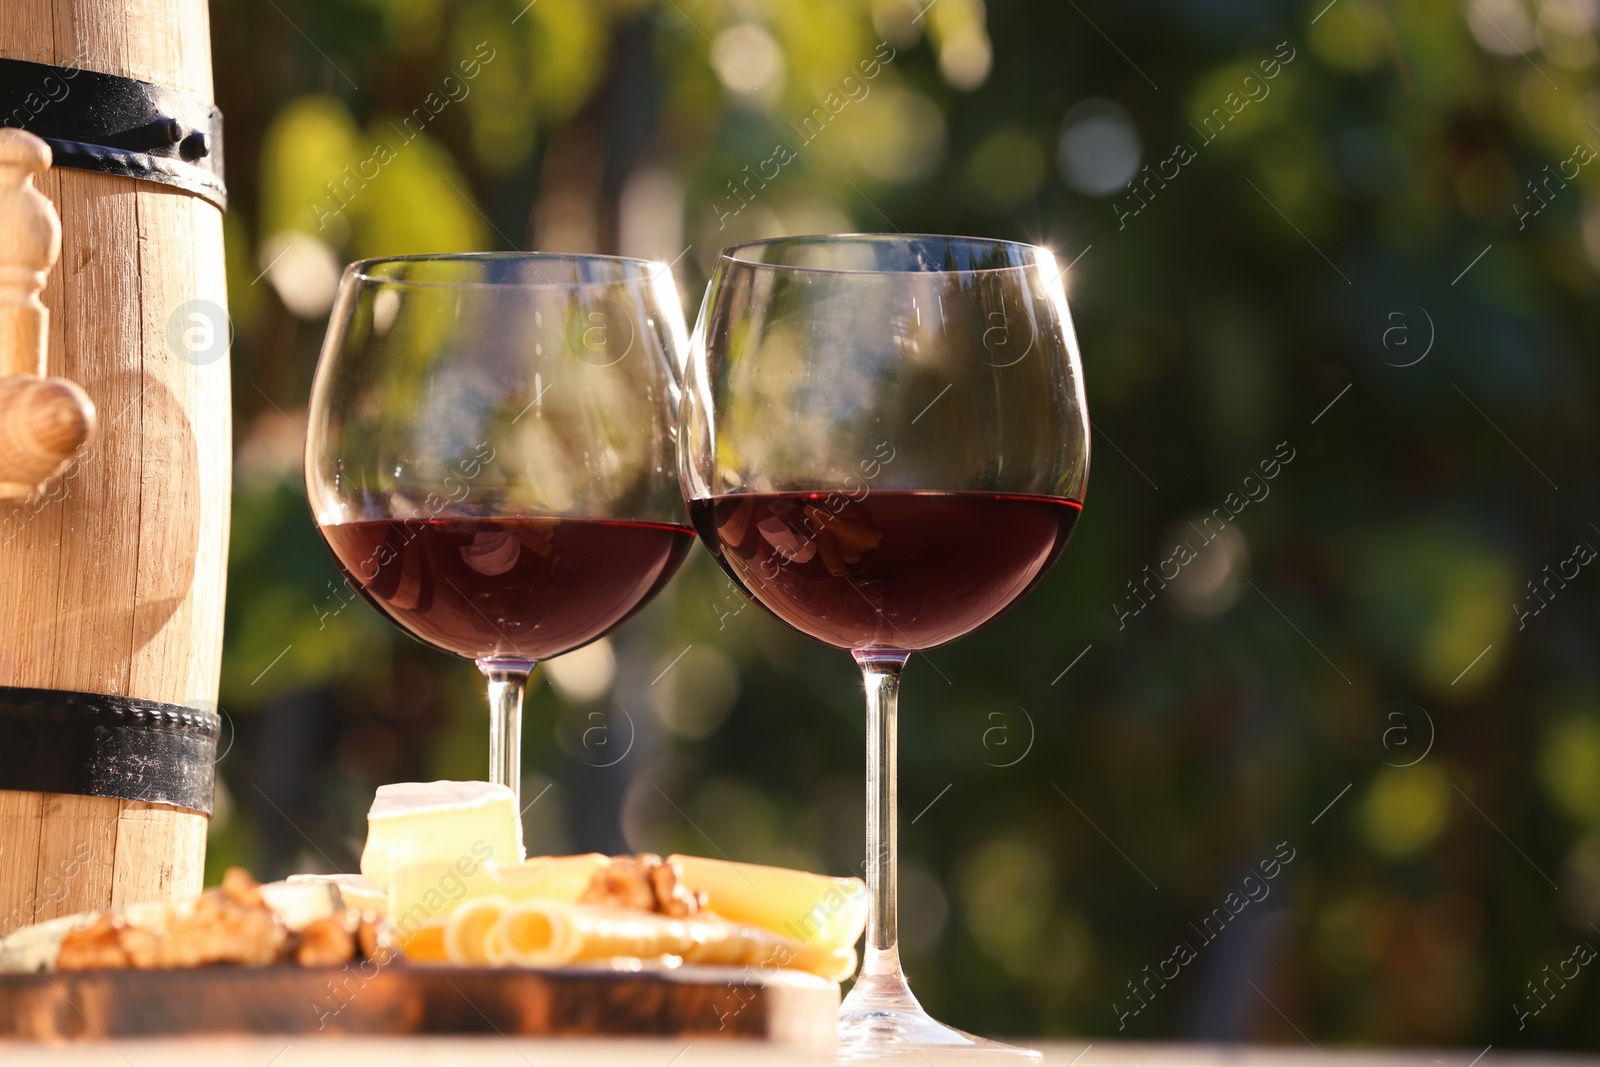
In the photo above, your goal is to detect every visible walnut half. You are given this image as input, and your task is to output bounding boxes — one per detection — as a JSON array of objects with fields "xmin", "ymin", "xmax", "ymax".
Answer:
[
  {"xmin": 56, "ymin": 868, "xmax": 311, "ymax": 972},
  {"xmin": 159, "ymin": 884, "xmax": 288, "ymax": 968},
  {"xmin": 295, "ymin": 910, "xmax": 358, "ymax": 967},
  {"xmin": 649, "ymin": 856, "xmax": 708, "ymax": 918},
  {"xmin": 57, "ymin": 915, "xmax": 137, "ymax": 972},
  {"xmin": 579, "ymin": 854, "xmax": 707, "ymax": 917}
]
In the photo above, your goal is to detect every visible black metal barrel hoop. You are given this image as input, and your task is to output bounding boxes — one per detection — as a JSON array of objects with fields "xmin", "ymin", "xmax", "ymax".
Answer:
[
  {"xmin": 0, "ymin": 687, "xmax": 219, "ymax": 813},
  {"xmin": 0, "ymin": 57, "xmax": 226, "ymax": 210}
]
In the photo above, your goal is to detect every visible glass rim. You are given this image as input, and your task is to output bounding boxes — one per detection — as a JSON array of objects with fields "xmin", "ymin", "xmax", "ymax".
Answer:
[
  {"xmin": 717, "ymin": 232, "xmax": 1055, "ymax": 276},
  {"xmin": 346, "ymin": 251, "xmax": 671, "ymax": 289}
]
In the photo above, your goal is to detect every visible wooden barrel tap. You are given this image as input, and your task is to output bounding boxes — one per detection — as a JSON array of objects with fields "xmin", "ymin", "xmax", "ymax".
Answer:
[{"xmin": 0, "ymin": 130, "xmax": 95, "ymax": 499}]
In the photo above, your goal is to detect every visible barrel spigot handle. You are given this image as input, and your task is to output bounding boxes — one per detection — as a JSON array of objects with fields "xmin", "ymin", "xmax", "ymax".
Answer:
[{"xmin": 0, "ymin": 129, "xmax": 94, "ymax": 500}]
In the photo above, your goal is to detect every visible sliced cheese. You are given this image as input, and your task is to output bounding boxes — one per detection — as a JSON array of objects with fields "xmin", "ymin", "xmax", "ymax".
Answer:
[
  {"xmin": 669, "ymin": 854, "xmax": 867, "ymax": 956},
  {"xmin": 410, "ymin": 898, "xmax": 857, "ymax": 981},
  {"xmin": 387, "ymin": 853, "xmax": 608, "ymax": 944},
  {"xmin": 358, "ymin": 781, "xmax": 524, "ymax": 892},
  {"xmin": 444, "ymin": 896, "xmax": 512, "ymax": 965}
]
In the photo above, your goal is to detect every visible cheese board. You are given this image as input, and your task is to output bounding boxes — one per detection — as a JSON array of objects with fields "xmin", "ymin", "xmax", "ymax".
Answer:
[
  {"xmin": 0, "ymin": 782, "xmax": 862, "ymax": 1052},
  {"xmin": 0, "ymin": 962, "xmax": 839, "ymax": 1049}
]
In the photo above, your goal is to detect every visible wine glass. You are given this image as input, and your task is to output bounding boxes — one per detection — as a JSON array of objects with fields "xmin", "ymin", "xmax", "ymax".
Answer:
[
  {"xmin": 307, "ymin": 253, "xmax": 692, "ymax": 806},
  {"xmin": 681, "ymin": 234, "xmax": 1089, "ymax": 1060}
]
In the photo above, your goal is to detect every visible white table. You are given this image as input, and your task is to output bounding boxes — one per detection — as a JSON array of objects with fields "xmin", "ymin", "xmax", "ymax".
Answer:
[{"xmin": 1, "ymin": 1037, "xmax": 1594, "ymax": 1066}]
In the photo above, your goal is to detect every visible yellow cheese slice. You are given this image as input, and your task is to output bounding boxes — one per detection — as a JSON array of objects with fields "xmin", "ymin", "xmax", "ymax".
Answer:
[
  {"xmin": 443, "ymin": 896, "xmax": 512, "ymax": 965},
  {"xmin": 387, "ymin": 853, "xmax": 608, "ymax": 945},
  {"xmin": 384, "ymin": 849, "xmax": 866, "ymax": 981},
  {"xmin": 411, "ymin": 898, "xmax": 857, "ymax": 981},
  {"xmin": 669, "ymin": 854, "xmax": 866, "ymax": 956}
]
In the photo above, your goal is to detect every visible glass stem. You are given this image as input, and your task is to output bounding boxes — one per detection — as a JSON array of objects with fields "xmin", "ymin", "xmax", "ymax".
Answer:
[
  {"xmin": 844, "ymin": 647, "xmax": 919, "ymax": 1011},
  {"xmin": 478, "ymin": 657, "xmax": 535, "ymax": 807}
]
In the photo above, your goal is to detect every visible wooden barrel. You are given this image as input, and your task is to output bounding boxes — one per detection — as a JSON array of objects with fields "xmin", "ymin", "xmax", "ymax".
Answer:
[{"xmin": 0, "ymin": 1, "xmax": 230, "ymax": 935}]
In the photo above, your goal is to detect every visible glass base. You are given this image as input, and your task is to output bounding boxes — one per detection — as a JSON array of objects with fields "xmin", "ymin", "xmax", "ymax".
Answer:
[{"xmin": 838, "ymin": 972, "xmax": 1042, "ymax": 1062}]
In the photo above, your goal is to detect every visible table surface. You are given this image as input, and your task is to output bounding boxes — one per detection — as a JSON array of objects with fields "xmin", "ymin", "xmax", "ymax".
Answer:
[{"xmin": 1, "ymin": 1037, "xmax": 1595, "ymax": 1066}]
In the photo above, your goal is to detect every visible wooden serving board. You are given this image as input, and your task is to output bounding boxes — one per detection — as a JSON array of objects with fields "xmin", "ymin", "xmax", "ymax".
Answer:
[{"xmin": 0, "ymin": 963, "xmax": 839, "ymax": 1051}]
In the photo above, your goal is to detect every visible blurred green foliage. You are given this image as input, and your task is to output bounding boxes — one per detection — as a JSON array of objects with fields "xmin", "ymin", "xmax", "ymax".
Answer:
[{"xmin": 210, "ymin": 0, "xmax": 1600, "ymax": 1049}]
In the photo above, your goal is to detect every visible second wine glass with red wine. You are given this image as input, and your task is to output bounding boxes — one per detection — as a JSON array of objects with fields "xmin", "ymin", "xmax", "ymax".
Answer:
[
  {"xmin": 307, "ymin": 253, "xmax": 693, "ymax": 806},
  {"xmin": 681, "ymin": 234, "xmax": 1090, "ymax": 1060}
]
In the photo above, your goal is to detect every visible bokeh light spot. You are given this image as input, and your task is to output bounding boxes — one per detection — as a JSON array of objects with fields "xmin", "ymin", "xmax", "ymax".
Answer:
[
  {"xmin": 1540, "ymin": 713, "xmax": 1600, "ymax": 828},
  {"xmin": 710, "ymin": 23, "xmax": 787, "ymax": 102},
  {"xmin": 956, "ymin": 838, "xmax": 1054, "ymax": 974},
  {"xmin": 1056, "ymin": 98, "xmax": 1141, "ymax": 196},
  {"xmin": 545, "ymin": 637, "xmax": 617, "ymax": 703},
  {"xmin": 1362, "ymin": 765, "xmax": 1450, "ymax": 858}
]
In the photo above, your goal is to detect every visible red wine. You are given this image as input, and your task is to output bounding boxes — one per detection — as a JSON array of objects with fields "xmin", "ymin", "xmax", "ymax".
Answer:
[
  {"xmin": 688, "ymin": 491, "xmax": 1081, "ymax": 650},
  {"xmin": 319, "ymin": 516, "xmax": 693, "ymax": 661}
]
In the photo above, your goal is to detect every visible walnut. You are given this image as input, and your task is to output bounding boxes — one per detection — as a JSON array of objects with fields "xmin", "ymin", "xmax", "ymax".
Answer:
[
  {"xmin": 49, "ymin": 868, "xmax": 386, "ymax": 972},
  {"xmin": 118, "ymin": 923, "xmax": 164, "ymax": 969},
  {"xmin": 580, "ymin": 855, "xmax": 659, "ymax": 912},
  {"xmin": 649, "ymin": 856, "xmax": 707, "ymax": 918},
  {"xmin": 221, "ymin": 866, "xmax": 265, "ymax": 908},
  {"xmin": 55, "ymin": 914, "xmax": 167, "ymax": 972},
  {"xmin": 159, "ymin": 895, "xmax": 288, "ymax": 968},
  {"xmin": 295, "ymin": 911, "xmax": 358, "ymax": 967},
  {"xmin": 580, "ymin": 854, "xmax": 706, "ymax": 917},
  {"xmin": 57, "ymin": 915, "xmax": 129, "ymax": 971},
  {"xmin": 357, "ymin": 912, "xmax": 395, "ymax": 964}
]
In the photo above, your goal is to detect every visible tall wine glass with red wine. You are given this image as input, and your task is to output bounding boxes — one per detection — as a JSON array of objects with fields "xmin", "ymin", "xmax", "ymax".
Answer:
[
  {"xmin": 307, "ymin": 253, "xmax": 693, "ymax": 806},
  {"xmin": 682, "ymin": 235, "xmax": 1089, "ymax": 1060}
]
